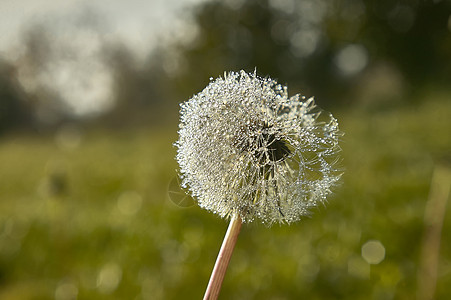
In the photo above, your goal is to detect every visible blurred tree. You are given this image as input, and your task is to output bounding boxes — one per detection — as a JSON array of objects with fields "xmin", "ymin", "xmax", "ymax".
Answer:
[
  {"xmin": 0, "ymin": 59, "xmax": 33, "ymax": 134},
  {"xmin": 16, "ymin": 25, "xmax": 70, "ymax": 126},
  {"xmin": 14, "ymin": 10, "xmax": 115, "ymax": 127},
  {"xmin": 356, "ymin": 0, "xmax": 451, "ymax": 88},
  {"xmin": 100, "ymin": 45, "xmax": 178, "ymax": 128},
  {"xmin": 11, "ymin": 11, "xmax": 180, "ymax": 130},
  {"xmin": 163, "ymin": 0, "xmax": 451, "ymax": 108},
  {"xmin": 3, "ymin": 0, "xmax": 451, "ymax": 133}
]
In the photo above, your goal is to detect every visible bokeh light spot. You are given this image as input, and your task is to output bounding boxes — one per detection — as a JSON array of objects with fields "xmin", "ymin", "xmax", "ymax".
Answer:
[
  {"xmin": 290, "ymin": 29, "xmax": 320, "ymax": 57},
  {"xmin": 96, "ymin": 263, "xmax": 122, "ymax": 294},
  {"xmin": 388, "ymin": 5, "xmax": 415, "ymax": 33},
  {"xmin": 334, "ymin": 44, "xmax": 368, "ymax": 76},
  {"xmin": 55, "ymin": 280, "xmax": 78, "ymax": 300},
  {"xmin": 117, "ymin": 191, "xmax": 142, "ymax": 216},
  {"xmin": 361, "ymin": 240, "xmax": 386, "ymax": 265}
]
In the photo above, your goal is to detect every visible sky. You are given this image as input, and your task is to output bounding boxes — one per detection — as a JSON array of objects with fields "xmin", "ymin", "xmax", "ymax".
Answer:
[
  {"xmin": 0, "ymin": 0, "xmax": 206, "ymax": 58},
  {"xmin": 0, "ymin": 0, "xmax": 207, "ymax": 116}
]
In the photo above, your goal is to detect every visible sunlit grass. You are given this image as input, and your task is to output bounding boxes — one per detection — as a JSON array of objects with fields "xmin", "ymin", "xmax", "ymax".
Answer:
[{"xmin": 0, "ymin": 97, "xmax": 450, "ymax": 299}]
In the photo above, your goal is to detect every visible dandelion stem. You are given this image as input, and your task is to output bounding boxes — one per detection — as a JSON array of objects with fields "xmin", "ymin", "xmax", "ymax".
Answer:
[{"xmin": 203, "ymin": 214, "xmax": 242, "ymax": 300}]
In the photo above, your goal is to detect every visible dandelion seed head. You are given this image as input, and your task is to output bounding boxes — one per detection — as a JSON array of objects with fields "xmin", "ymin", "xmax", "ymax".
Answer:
[{"xmin": 175, "ymin": 70, "xmax": 342, "ymax": 225}]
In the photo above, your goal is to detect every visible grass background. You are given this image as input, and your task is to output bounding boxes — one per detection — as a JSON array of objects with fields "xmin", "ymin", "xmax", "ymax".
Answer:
[{"xmin": 0, "ymin": 92, "xmax": 450, "ymax": 299}]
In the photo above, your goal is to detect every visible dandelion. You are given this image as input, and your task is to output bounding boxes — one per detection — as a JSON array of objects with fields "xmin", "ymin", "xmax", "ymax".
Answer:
[
  {"xmin": 175, "ymin": 70, "xmax": 342, "ymax": 299},
  {"xmin": 176, "ymin": 70, "xmax": 341, "ymax": 224}
]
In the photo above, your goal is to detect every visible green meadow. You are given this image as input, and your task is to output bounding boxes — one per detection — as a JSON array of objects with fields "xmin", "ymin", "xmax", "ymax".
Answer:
[{"xmin": 0, "ymin": 94, "xmax": 450, "ymax": 299}]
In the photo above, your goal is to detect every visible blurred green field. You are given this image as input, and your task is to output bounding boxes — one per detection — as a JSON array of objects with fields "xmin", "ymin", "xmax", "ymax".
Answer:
[{"xmin": 0, "ymin": 95, "xmax": 450, "ymax": 300}]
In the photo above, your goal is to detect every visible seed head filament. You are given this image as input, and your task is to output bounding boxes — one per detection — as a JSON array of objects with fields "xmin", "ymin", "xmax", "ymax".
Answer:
[
  {"xmin": 235, "ymin": 121, "xmax": 291, "ymax": 167},
  {"xmin": 232, "ymin": 121, "xmax": 293, "ymax": 218}
]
